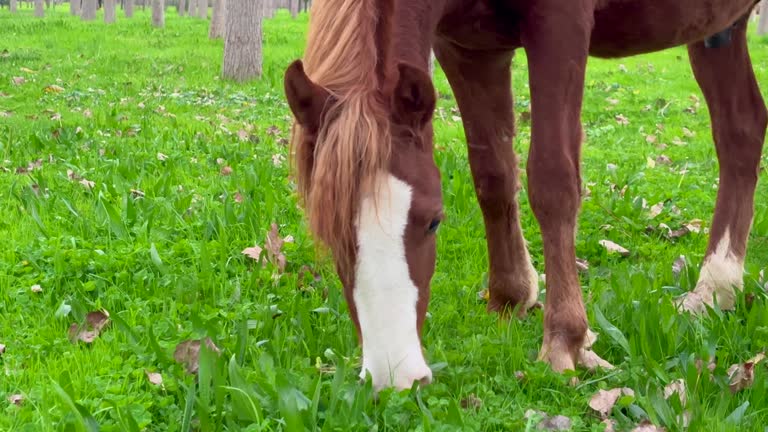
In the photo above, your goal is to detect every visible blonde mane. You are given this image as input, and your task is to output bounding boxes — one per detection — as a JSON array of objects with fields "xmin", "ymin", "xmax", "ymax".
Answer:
[{"xmin": 290, "ymin": 0, "xmax": 392, "ymax": 267}]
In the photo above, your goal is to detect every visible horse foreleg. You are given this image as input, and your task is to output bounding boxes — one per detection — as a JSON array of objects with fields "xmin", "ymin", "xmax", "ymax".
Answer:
[
  {"xmin": 680, "ymin": 20, "xmax": 767, "ymax": 313},
  {"xmin": 434, "ymin": 41, "xmax": 539, "ymax": 318},
  {"xmin": 522, "ymin": 3, "xmax": 611, "ymax": 372}
]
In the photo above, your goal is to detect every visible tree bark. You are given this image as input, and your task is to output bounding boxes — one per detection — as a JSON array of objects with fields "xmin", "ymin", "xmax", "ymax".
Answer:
[
  {"xmin": 10, "ymin": 0, "xmax": 17, "ymax": 12},
  {"xmin": 428, "ymin": 51, "xmax": 435, "ymax": 77},
  {"xmin": 124, "ymin": 0, "xmax": 133, "ymax": 16},
  {"xmin": 81, "ymin": 0, "xmax": 96, "ymax": 20},
  {"xmin": 34, "ymin": 0, "xmax": 44, "ymax": 16},
  {"xmin": 70, "ymin": 0, "xmax": 80, "ymax": 15},
  {"xmin": 104, "ymin": 0, "xmax": 115, "ymax": 22},
  {"xmin": 151, "ymin": 0, "xmax": 164, "ymax": 26},
  {"xmin": 197, "ymin": 0, "xmax": 206, "ymax": 18},
  {"xmin": 209, "ymin": 0, "xmax": 225, "ymax": 38},
  {"xmin": 187, "ymin": 0, "xmax": 196, "ymax": 16},
  {"xmin": 289, "ymin": 0, "xmax": 298, "ymax": 18},
  {"xmin": 178, "ymin": 0, "xmax": 185, "ymax": 15},
  {"xmin": 760, "ymin": 1, "xmax": 768, "ymax": 35},
  {"xmin": 222, "ymin": 0, "xmax": 262, "ymax": 82}
]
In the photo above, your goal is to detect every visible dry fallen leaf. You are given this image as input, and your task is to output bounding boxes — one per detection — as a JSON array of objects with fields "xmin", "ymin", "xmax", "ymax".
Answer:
[
  {"xmin": 682, "ymin": 127, "xmax": 695, "ymax": 138},
  {"xmin": 8, "ymin": 394, "xmax": 23, "ymax": 406},
  {"xmin": 668, "ymin": 226, "xmax": 689, "ymax": 239},
  {"xmin": 631, "ymin": 420, "xmax": 665, "ymax": 432},
  {"xmin": 672, "ymin": 256, "xmax": 686, "ymax": 277},
  {"xmin": 461, "ymin": 393, "xmax": 483, "ymax": 410},
  {"xmin": 575, "ymin": 258, "xmax": 589, "ymax": 273},
  {"xmin": 157, "ymin": 152, "xmax": 168, "ymax": 161},
  {"xmin": 0, "ymin": 343, "xmax": 6, "ymax": 356},
  {"xmin": 145, "ymin": 370, "xmax": 163, "ymax": 387},
  {"xmin": 79, "ymin": 178, "xmax": 95, "ymax": 189},
  {"xmin": 234, "ymin": 191, "xmax": 244, "ymax": 203},
  {"xmin": 615, "ymin": 114, "xmax": 630, "ymax": 126},
  {"xmin": 220, "ymin": 166, "xmax": 233, "ymax": 176},
  {"xmin": 727, "ymin": 352, "xmax": 765, "ymax": 393},
  {"xmin": 45, "ymin": 84, "xmax": 65, "ymax": 93},
  {"xmin": 655, "ymin": 155, "xmax": 673, "ymax": 165},
  {"xmin": 599, "ymin": 240, "xmax": 630, "ymax": 257},
  {"xmin": 695, "ymin": 357, "xmax": 717, "ymax": 375},
  {"xmin": 685, "ymin": 219, "xmax": 703, "ymax": 234},
  {"xmin": 242, "ymin": 245, "xmax": 263, "ymax": 261},
  {"xmin": 602, "ymin": 419, "xmax": 617, "ymax": 432},
  {"xmin": 589, "ymin": 387, "xmax": 635, "ymax": 418},
  {"xmin": 68, "ymin": 310, "xmax": 110, "ymax": 344},
  {"xmin": 30, "ymin": 284, "xmax": 42, "ymax": 293},
  {"xmin": 663, "ymin": 379, "xmax": 687, "ymax": 405},
  {"xmin": 524, "ymin": 409, "xmax": 572, "ymax": 431},
  {"xmin": 649, "ymin": 202, "xmax": 664, "ymax": 219},
  {"xmin": 265, "ymin": 223, "xmax": 287, "ymax": 272},
  {"xmin": 174, "ymin": 338, "xmax": 222, "ymax": 374},
  {"xmin": 12, "ymin": 76, "xmax": 26, "ymax": 86}
]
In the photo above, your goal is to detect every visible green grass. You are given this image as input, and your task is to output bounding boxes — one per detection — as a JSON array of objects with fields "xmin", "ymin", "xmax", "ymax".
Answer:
[{"xmin": 2, "ymin": 6, "xmax": 768, "ymax": 431}]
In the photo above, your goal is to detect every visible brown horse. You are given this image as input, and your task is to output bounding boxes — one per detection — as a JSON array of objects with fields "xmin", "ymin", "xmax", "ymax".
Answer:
[{"xmin": 284, "ymin": 0, "xmax": 766, "ymax": 390}]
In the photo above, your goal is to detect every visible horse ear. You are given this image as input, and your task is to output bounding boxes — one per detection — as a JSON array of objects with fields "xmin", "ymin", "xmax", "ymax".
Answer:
[
  {"xmin": 392, "ymin": 62, "xmax": 436, "ymax": 128},
  {"xmin": 284, "ymin": 60, "xmax": 332, "ymax": 133}
]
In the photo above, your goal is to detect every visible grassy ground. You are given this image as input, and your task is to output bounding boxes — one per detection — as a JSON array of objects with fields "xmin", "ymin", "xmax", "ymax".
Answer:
[{"xmin": 2, "ymin": 6, "xmax": 768, "ymax": 432}]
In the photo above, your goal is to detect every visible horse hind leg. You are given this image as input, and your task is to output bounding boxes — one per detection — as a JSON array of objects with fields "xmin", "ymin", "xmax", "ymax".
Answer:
[
  {"xmin": 679, "ymin": 20, "xmax": 767, "ymax": 313},
  {"xmin": 433, "ymin": 41, "xmax": 539, "ymax": 318}
]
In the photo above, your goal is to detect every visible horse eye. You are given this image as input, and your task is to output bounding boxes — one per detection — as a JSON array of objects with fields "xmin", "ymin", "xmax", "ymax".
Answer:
[{"xmin": 427, "ymin": 218, "xmax": 441, "ymax": 234}]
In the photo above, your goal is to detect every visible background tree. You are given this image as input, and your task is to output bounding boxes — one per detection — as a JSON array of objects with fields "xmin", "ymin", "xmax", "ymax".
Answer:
[
  {"xmin": 222, "ymin": 0, "xmax": 262, "ymax": 82},
  {"xmin": 10, "ymin": 0, "xmax": 17, "ymax": 13},
  {"xmin": 70, "ymin": 0, "xmax": 80, "ymax": 15},
  {"xmin": 151, "ymin": 0, "xmax": 164, "ymax": 27},
  {"xmin": 196, "ymin": 0, "xmax": 205, "ymax": 18},
  {"xmin": 759, "ymin": 1, "xmax": 768, "ymax": 35},
  {"xmin": 34, "ymin": 0, "xmax": 43, "ymax": 16},
  {"xmin": 209, "ymin": 0, "xmax": 225, "ymax": 39},
  {"xmin": 177, "ymin": 0, "xmax": 184, "ymax": 15},
  {"xmin": 104, "ymin": 0, "xmax": 115, "ymax": 22},
  {"xmin": 289, "ymin": 0, "xmax": 297, "ymax": 18},
  {"xmin": 81, "ymin": 0, "xmax": 97, "ymax": 20},
  {"xmin": 187, "ymin": 0, "xmax": 195, "ymax": 17},
  {"xmin": 125, "ymin": 0, "xmax": 133, "ymax": 17}
]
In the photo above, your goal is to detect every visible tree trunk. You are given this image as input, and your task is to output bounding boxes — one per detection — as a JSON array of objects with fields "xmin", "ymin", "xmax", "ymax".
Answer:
[
  {"xmin": 197, "ymin": 0, "xmax": 206, "ymax": 18},
  {"xmin": 151, "ymin": 0, "xmax": 164, "ymax": 26},
  {"xmin": 222, "ymin": 0, "xmax": 262, "ymax": 82},
  {"xmin": 104, "ymin": 0, "xmax": 115, "ymax": 21},
  {"xmin": 70, "ymin": 0, "xmax": 80, "ymax": 14},
  {"xmin": 289, "ymin": 0, "xmax": 298, "ymax": 18},
  {"xmin": 10, "ymin": 0, "xmax": 17, "ymax": 12},
  {"xmin": 124, "ymin": 0, "xmax": 133, "ymax": 16},
  {"xmin": 81, "ymin": 0, "xmax": 96, "ymax": 20},
  {"xmin": 760, "ymin": 2, "xmax": 768, "ymax": 35},
  {"xmin": 34, "ymin": 0, "xmax": 44, "ymax": 16},
  {"xmin": 209, "ymin": 0, "xmax": 225, "ymax": 38},
  {"xmin": 187, "ymin": 0, "xmax": 195, "ymax": 16},
  {"xmin": 178, "ymin": 0, "xmax": 184, "ymax": 15}
]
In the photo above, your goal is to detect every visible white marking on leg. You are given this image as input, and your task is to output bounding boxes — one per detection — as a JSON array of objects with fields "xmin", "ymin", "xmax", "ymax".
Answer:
[
  {"xmin": 682, "ymin": 229, "xmax": 744, "ymax": 312},
  {"xmin": 354, "ymin": 174, "xmax": 432, "ymax": 390}
]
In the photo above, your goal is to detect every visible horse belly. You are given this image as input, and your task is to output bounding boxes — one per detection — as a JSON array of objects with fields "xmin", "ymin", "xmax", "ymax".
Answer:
[{"xmin": 589, "ymin": 0, "xmax": 756, "ymax": 58}]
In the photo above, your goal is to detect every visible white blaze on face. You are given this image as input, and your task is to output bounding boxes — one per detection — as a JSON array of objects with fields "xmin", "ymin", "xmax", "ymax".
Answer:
[
  {"xmin": 354, "ymin": 174, "xmax": 432, "ymax": 390},
  {"xmin": 683, "ymin": 229, "xmax": 744, "ymax": 312}
]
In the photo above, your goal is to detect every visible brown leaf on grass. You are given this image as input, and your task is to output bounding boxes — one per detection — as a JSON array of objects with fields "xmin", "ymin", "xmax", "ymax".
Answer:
[
  {"xmin": 174, "ymin": 338, "xmax": 222, "ymax": 374},
  {"xmin": 0, "ymin": 343, "xmax": 6, "ymax": 356},
  {"xmin": 265, "ymin": 223, "xmax": 287, "ymax": 272},
  {"xmin": 655, "ymin": 155, "xmax": 673, "ymax": 165},
  {"xmin": 645, "ymin": 134, "xmax": 657, "ymax": 144},
  {"xmin": 242, "ymin": 245, "xmax": 263, "ymax": 261},
  {"xmin": 602, "ymin": 419, "xmax": 617, "ymax": 432},
  {"xmin": 0, "ymin": 110, "xmax": 11, "ymax": 118},
  {"xmin": 524, "ymin": 409, "xmax": 572, "ymax": 431},
  {"xmin": 599, "ymin": 240, "xmax": 630, "ymax": 257},
  {"xmin": 682, "ymin": 127, "xmax": 695, "ymax": 138},
  {"xmin": 589, "ymin": 388, "xmax": 635, "ymax": 418},
  {"xmin": 156, "ymin": 152, "xmax": 168, "ymax": 161},
  {"xmin": 575, "ymin": 258, "xmax": 589, "ymax": 273},
  {"xmin": 685, "ymin": 219, "xmax": 703, "ymax": 234},
  {"xmin": 237, "ymin": 129, "xmax": 249, "ymax": 141},
  {"xmin": 663, "ymin": 379, "xmax": 687, "ymax": 405},
  {"xmin": 30, "ymin": 284, "xmax": 42, "ymax": 293},
  {"xmin": 615, "ymin": 114, "xmax": 630, "ymax": 126},
  {"xmin": 79, "ymin": 178, "xmax": 95, "ymax": 189},
  {"xmin": 68, "ymin": 310, "xmax": 110, "ymax": 344},
  {"xmin": 695, "ymin": 357, "xmax": 717, "ymax": 375},
  {"xmin": 632, "ymin": 420, "xmax": 666, "ymax": 432},
  {"xmin": 649, "ymin": 202, "xmax": 664, "ymax": 219},
  {"xmin": 44, "ymin": 84, "xmax": 65, "ymax": 93},
  {"xmin": 266, "ymin": 125, "xmax": 282, "ymax": 136},
  {"xmin": 672, "ymin": 256, "xmax": 687, "ymax": 277},
  {"xmin": 220, "ymin": 166, "xmax": 233, "ymax": 176},
  {"xmin": 145, "ymin": 370, "xmax": 163, "ymax": 387},
  {"xmin": 668, "ymin": 226, "xmax": 689, "ymax": 239},
  {"xmin": 8, "ymin": 394, "xmax": 23, "ymax": 406},
  {"xmin": 727, "ymin": 352, "xmax": 766, "ymax": 393},
  {"xmin": 67, "ymin": 169, "xmax": 81, "ymax": 181},
  {"xmin": 130, "ymin": 189, "xmax": 145, "ymax": 198},
  {"xmin": 234, "ymin": 191, "xmax": 244, "ymax": 203},
  {"xmin": 461, "ymin": 393, "xmax": 483, "ymax": 410},
  {"xmin": 12, "ymin": 76, "xmax": 26, "ymax": 86}
]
